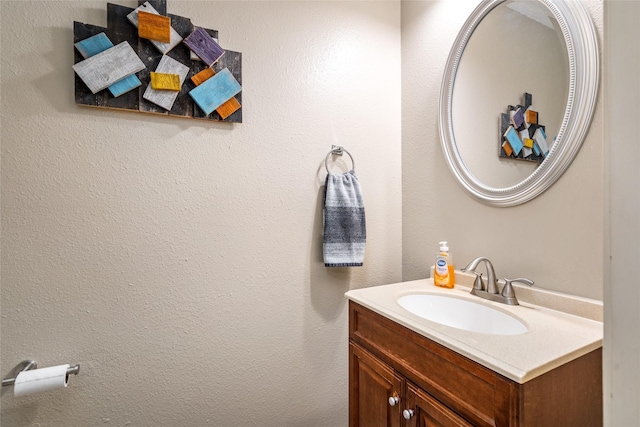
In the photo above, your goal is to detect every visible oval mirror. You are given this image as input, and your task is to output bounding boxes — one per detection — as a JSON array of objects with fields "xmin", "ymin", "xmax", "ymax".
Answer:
[{"xmin": 439, "ymin": 0, "xmax": 599, "ymax": 207}]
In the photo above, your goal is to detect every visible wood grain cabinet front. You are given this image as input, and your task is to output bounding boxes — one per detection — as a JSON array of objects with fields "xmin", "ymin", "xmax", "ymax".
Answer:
[
  {"xmin": 404, "ymin": 381, "xmax": 474, "ymax": 427},
  {"xmin": 348, "ymin": 301, "xmax": 602, "ymax": 427},
  {"xmin": 350, "ymin": 342, "xmax": 403, "ymax": 427}
]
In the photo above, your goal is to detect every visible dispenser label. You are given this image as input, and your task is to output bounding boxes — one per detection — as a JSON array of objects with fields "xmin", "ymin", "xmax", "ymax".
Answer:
[{"xmin": 435, "ymin": 256, "xmax": 448, "ymax": 276}]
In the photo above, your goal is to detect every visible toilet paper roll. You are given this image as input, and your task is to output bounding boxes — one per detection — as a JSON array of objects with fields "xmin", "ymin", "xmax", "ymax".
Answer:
[{"xmin": 14, "ymin": 364, "xmax": 70, "ymax": 397}]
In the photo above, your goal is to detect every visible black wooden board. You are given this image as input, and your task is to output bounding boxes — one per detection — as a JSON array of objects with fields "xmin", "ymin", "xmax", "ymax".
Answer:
[
  {"xmin": 73, "ymin": 1, "xmax": 242, "ymax": 123},
  {"xmin": 164, "ymin": 13, "xmax": 194, "ymax": 117},
  {"xmin": 145, "ymin": 0, "xmax": 166, "ymax": 16},
  {"xmin": 212, "ymin": 50, "xmax": 242, "ymax": 123},
  {"xmin": 106, "ymin": 3, "xmax": 138, "ymax": 111}
]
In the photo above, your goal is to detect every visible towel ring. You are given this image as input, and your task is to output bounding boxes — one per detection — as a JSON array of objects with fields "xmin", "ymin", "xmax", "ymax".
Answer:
[{"xmin": 325, "ymin": 145, "xmax": 355, "ymax": 174}]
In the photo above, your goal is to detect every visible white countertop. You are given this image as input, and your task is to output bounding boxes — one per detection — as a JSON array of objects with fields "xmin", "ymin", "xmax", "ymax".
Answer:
[{"xmin": 345, "ymin": 278, "xmax": 603, "ymax": 384}]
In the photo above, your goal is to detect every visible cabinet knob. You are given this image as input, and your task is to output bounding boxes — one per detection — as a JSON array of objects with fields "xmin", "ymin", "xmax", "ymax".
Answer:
[
  {"xmin": 388, "ymin": 396, "xmax": 399, "ymax": 406},
  {"xmin": 403, "ymin": 409, "xmax": 414, "ymax": 420}
]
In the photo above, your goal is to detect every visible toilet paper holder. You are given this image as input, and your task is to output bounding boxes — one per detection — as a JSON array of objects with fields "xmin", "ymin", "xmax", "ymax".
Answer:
[{"xmin": 2, "ymin": 360, "xmax": 80, "ymax": 387}]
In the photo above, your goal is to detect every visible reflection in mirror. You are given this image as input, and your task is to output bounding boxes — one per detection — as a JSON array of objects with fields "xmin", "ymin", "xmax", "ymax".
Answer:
[
  {"xmin": 453, "ymin": 0, "xmax": 569, "ymax": 188},
  {"xmin": 439, "ymin": 0, "xmax": 599, "ymax": 206}
]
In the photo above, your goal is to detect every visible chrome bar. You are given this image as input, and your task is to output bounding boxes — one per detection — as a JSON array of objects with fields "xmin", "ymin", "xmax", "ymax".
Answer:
[{"xmin": 2, "ymin": 360, "xmax": 80, "ymax": 387}]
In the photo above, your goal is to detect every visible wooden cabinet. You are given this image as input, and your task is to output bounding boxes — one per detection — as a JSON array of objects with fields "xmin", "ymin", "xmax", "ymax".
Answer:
[
  {"xmin": 405, "ymin": 381, "xmax": 473, "ymax": 427},
  {"xmin": 348, "ymin": 301, "xmax": 602, "ymax": 427},
  {"xmin": 350, "ymin": 342, "xmax": 403, "ymax": 427},
  {"xmin": 350, "ymin": 343, "xmax": 472, "ymax": 427}
]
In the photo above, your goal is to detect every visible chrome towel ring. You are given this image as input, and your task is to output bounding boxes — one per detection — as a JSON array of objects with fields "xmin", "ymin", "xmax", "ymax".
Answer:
[{"xmin": 325, "ymin": 145, "xmax": 355, "ymax": 174}]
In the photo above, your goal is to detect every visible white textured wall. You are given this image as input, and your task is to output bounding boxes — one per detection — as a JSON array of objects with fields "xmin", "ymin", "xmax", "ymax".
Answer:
[
  {"xmin": 402, "ymin": 0, "xmax": 604, "ymax": 300},
  {"xmin": 604, "ymin": 0, "xmax": 640, "ymax": 424},
  {"xmin": 0, "ymin": 1, "xmax": 402, "ymax": 425}
]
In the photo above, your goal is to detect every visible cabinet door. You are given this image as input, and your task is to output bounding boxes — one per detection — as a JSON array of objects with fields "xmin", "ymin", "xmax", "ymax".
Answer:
[
  {"xmin": 350, "ymin": 343, "xmax": 404, "ymax": 427},
  {"xmin": 404, "ymin": 382, "xmax": 473, "ymax": 427}
]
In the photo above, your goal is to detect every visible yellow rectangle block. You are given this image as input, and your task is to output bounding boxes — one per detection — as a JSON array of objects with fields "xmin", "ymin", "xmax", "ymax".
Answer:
[
  {"xmin": 191, "ymin": 68, "xmax": 215, "ymax": 86},
  {"xmin": 150, "ymin": 72, "xmax": 181, "ymax": 91},
  {"xmin": 138, "ymin": 11, "xmax": 171, "ymax": 44},
  {"xmin": 523, "ymin": 138, "xmax": 534, "ymax": 148},
  {"xmin": 217, "ymin": 97, "xmax": 241, "ymax": 120}
]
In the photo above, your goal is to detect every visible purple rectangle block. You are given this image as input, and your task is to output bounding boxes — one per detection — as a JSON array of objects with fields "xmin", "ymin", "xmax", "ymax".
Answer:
[
  {"xmin": 183, "ymin": 27, "xmax": 225, "ymax": 67},
  {"xmin": 511, "ymin": 107, "xmax": 524, "ymax": 128}
]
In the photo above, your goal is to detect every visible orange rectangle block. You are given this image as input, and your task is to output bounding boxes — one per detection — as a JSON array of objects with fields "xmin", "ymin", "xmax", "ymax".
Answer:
[
  {"xmin": 150, "ymin": 72, "xmax": 181, "ymax": 91},
  {"xmin": 525, "ymin": 109, "xmax": 538, "ymax": 125},
  {"xmin": 502, "ymin": 140, "xmax": 513, "ymax": 157},
  {"xmin": 191, "ymin": 68, "xmax": 215, "ymax": 86},
  {"xmin": 138, "ymin": 11, "xmax": 171, "ymax": 43},
  {"xmin": 217, "ymin": 97, "xmax": 241, "ymax": 120}
]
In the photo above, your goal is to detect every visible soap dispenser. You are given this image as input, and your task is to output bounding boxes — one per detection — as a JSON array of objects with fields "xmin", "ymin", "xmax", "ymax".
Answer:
[{"xmin": 434, "ymin": 241, "xmax": 455, "ymax": 288}]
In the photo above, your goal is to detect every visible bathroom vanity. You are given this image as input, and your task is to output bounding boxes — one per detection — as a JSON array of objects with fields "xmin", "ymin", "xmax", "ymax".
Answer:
[{"xmin": 346, "ymin": 279, "xmax": 603, "ymax": 426}]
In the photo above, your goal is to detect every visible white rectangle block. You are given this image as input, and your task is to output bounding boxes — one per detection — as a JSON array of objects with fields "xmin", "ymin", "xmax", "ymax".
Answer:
[
  {"xmin": 533, "ymin": 127, "xmax": 550, "ymax": 155},
  {"xmin": 72, "ymin": 42, "xmax": 145, "ymax": 94},
  {"xmin": 143, "ymin": 55, "xmax": 189, "ymax": 111}
]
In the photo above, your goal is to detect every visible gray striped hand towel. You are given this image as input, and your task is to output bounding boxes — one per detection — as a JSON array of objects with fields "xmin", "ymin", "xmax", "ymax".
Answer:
[{"xmin": 323, "ymin": 170, "xmax": 366, "ymax": 267}]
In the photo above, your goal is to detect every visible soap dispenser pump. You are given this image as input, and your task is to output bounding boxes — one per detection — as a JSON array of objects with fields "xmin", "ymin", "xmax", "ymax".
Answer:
[{"xmin": 434, "ymin": 241, "xmax": 455, "ymax": 288}]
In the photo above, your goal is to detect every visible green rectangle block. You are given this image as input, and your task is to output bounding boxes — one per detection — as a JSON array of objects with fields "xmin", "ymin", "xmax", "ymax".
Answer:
[{"xmin": 189, "ymin": 68, "xmax": 241, "ymax": 115}]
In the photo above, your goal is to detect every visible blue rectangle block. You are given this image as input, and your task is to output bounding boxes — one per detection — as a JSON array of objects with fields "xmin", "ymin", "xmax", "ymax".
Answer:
[
  {"xmin": 74, "ymin": 33, "xmax": 141, "ymax": 98},
  {"xmin": 75, "ymin": 33, "xmax": 113, "ymax": 58},
  {"xmin": 109, "ymin": 75, "xmax": 142, "ymax": 97},
  {"xmin": 533, "ymin": 142, "xmax": 541, "ymax": 156},
  {"xmin": 505, "ymin": 126, "xmax": 523, "ymax": 155},
  {"xmin": 189, "ymin": 68, "xmax": 241, "ymax": 115}
]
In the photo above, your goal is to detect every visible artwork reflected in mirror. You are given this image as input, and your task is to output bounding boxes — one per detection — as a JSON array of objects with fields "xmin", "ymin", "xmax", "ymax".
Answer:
[
  {"xmin": 452, "ymin": 0, "xmax": 568, "ymax": 188},
  {"xmin": 500, "ymin": 92, "xmax": 549, "ymax": 165}
]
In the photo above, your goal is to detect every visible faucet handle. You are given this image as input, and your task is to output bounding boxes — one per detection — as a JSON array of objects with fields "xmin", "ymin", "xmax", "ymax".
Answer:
[
  {"xmin": 472, "ymin": 272, "xmax": 485, "ymax": 291},
  {"xmin": 501, "ymin": 277, "xmax": 534, "ymax": 299}
]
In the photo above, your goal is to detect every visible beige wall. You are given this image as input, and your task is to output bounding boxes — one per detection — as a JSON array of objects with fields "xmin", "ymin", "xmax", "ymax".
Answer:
[
  {"xmin": 5, "ymin": 0, "xmax": 636, "ymax": 426},
  {"xmin": 0, "ymin": 1, "xmax": 402, "ymax": 425},
  {"xmin": 604, "ymin": 0, "xmax": 640, "ymax": 424},
  {"xmin": 401, "ymin": 0, "xmax": 604, "ymax": 301}
]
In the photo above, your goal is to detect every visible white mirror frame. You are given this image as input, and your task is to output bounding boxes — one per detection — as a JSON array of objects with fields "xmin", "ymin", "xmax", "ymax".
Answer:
[{"xmin": 439, "ymin": 0, "xmax": 599, "ymax": 207}]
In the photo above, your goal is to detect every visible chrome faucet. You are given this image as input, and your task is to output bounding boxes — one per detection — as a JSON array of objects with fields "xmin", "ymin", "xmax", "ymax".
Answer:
[{"xmin": 461, "ymin": 257, "xmax": 534, "ymax": 305}]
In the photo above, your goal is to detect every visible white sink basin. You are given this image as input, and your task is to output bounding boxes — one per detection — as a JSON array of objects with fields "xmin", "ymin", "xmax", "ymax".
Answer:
[{"xmin": 397, "ymin": 293, "xmax": 528, "ymax": 335}]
